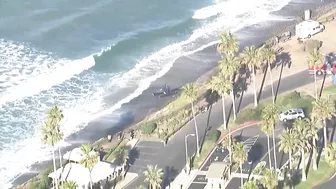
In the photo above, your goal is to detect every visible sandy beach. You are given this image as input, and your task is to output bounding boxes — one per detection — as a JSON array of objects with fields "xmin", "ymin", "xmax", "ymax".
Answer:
[{"xmin": 11, "ymin": 0, "xmax": 336, "ymax": 188}]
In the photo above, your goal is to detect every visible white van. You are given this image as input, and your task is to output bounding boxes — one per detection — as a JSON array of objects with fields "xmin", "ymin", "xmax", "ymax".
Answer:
[{"xmin": 295, "ymin": 20, "xmax": 324, "ymax": 39}]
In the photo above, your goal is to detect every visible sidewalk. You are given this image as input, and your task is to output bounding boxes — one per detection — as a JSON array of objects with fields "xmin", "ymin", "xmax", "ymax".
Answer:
[
  {"xmin": 167, "ymin": 170, "xmax": 199, "ymax": 189},
  {"xmin": 115, "ymin": 173, "xmax": 139, "ymax": 189},
  {"xmin": 114, "ymin": 139, "xmax": 139, "ymax": 189}
]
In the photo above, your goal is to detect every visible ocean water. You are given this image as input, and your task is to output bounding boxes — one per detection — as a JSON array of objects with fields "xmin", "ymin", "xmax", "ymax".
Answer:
[{"xmin": 0, "ymin": 0, "xmax": 292, "ymax": 187}]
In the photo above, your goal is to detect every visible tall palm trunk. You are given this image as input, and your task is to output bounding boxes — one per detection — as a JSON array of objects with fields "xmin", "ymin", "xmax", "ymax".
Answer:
[
  {"xmin": 230, "ymin": 90, "xmax": 236, "ymax": 120},
  {"xmin": 268, "ymin": 63, "xmax": 275, "ymax": 103},
  {"xmin": 289, "ymin": 151, "xmax": 292, "ymax": 170},
  {"xmin": 266, "ymin": 135, "xmax": 272, "ymax": 169},
  {"xmin": 240, "ymin": 163, "xmax": 243, "ymax": 187},
  {"xmin": 52, "ymin": 145, "xmax": 59, "ymax": 189},
  {"xmin": 312, "ymin": 139, "xmax": 317, "ymax": 170},
  {"xmin": 272, "ymin": 127, "xmax": 277, "ymax": 170},
  {"xmin": 191, "ymin": 102, "xmax": 200, "ymax": 156},
  {"xmin": 228, "ymin": 128, "xmax": 232, "ymax": 177},
  {"xmin": 323, "ymin": 120, "xmax": 328, "ymax": 150},
  {"xmin": 252, "ymin": 69, "xmax": 258, "ymax": 107},
  {"xmin": 314, "ymin": 67, "xmax": 317, "ymax": 99},
  {"xmin": 301, "ymin": 148, "xmax": 306, "ymax": 181},
  {"xmin": 222, "ymin": 95, "xmax": 227, "ymax": 129},
  {"xmin": 89, "ymin": 170, "xmax": 93, "ymax": 189},
  {"xmin": 58, "ymin": 147, "xmax": 63, "ymax": 184}
]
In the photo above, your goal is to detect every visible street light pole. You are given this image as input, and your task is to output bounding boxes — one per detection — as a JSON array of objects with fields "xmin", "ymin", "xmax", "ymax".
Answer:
[{"xmin": 185, "ymin": 134, "xmax": 195, "ymax": 174}]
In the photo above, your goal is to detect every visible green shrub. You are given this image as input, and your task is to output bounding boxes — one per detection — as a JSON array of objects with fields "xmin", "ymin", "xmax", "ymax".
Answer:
[
  {"xmin": 29, "ymin": 167, "xmax": 53, "ymax": 189},
  {"xmin": 206, "ymin": 130, "xmax": 221, "ymax": 142},
  {"xmin": 141, "ymin": 122, "xmax": 157, "ymax": 135},
  {"xmin": 235, "ymin": 106, "xmax": 263, "ymax": 124},
  {"xmin": 302, "ymin": 39, "xmax": 322, "ymax": 52}
]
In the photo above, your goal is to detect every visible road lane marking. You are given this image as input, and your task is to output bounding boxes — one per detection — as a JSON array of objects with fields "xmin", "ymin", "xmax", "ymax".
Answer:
[
  {"xmin": 260, "ymin": 142, "xmax": 280, "ymax": 161},
  {"xmin": 136, "ymin": 145, "xmax": 162, "ymax": 149},
  {"xmin": 192, "ymin": 181, "xmax": 207, "ymax": 184},
  {"xmin": 130, "ymin": 165, "xmax": 147, "ymax": 169},
  {"xmin": 133, "ymin": 158, "xmax": 151, "ymax": 163},
  {"xmin": 139, "ymin": 152, "xmax": 158, "ymax": 156}
]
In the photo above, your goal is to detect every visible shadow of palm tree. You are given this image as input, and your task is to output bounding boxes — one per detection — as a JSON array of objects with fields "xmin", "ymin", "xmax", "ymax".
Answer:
[
  {"xmin": 162, "ymin": 166, "xmax": 179, "ymax": 188},
  {"xmin": 257, "ymin": 65, "xmax": 269, "ymax": 104},
  {"xmin": 128, "ymin": 148, "xmax": 140, "ymax": 166}
]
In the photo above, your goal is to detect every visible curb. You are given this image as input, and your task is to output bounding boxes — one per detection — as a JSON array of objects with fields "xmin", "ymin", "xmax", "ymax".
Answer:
[
  {"xmin": 312, "ymin": 169, "xmax": 336, "ymax": 189},
  {"xmin": 115, "ymin": 173, "xmax": 139, "ymax": 189},
  {"xmin": 199, "ymin": 121, "xmax": 261, "ymax": 169}
]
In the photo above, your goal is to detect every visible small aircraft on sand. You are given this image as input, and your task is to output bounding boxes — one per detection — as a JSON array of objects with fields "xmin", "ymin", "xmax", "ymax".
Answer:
[{"xmin": 152, "ymin": 84, "xmax": 179, "ymax": 98}]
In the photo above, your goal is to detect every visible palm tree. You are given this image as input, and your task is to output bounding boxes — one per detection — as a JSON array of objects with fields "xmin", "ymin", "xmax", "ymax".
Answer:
[
  {"xmin": 293, "ymin": 119, "xmax": 311, "ymax": 181},
  {"xmin": 325, "ymin": 142, "xmax": 336, "ymax": 169},
  {"xmin": 261, "ymin": 120, "xmax": 273, "ymax": 169},
  {"xmin": 48, "ymin": 106, "xmax": 65, "ymax": 175},
  {"xmin": 241, "ymin": 180, "xmax": 259, "ymax": 189},
  {"xmin": 79, "ymin": 144, "xmax": 99, "ymax": 189},
  {"xmin": 217, "ymin": 32, "xmax": 239, "ymax": 56},
  {"xmin": 221, "ymin": 134, "xmax": 236, "ymax": 175},
  {"xmin": 41, "ymin": 119, "xmax": 64, "ymax": 189},
  {"xmin": 279, "ymin": 128, "xmax": 299, "ymax": 170},
  {"xmin": 218, "ymin": 54, "xmax": 240, "ymax": 120},
  {"xmin": 60, "ymin": 181, "xmax": 77, "ymax": 189},
  {"xmin": 312, "ymin": 97, "xmax": 335, "ymax": 149},
  {"xmin": 143, "ymin": 165, "xmax": 164, "ymax": 189},
  {"xmin": 233, "ymin": 142, "xmax": 248, "ymax": 187},
  {"xmin": 208, "ymin": 74, "xmax": 232, "ymax": 129},
  {"xmin": 182, "ymin": 83, "xmax": 200, "ymax": 156},
  {"xmin": 240, "ymin": 46, "xmax": 262, "ymax": 107},
  {"xmin": 306, "ymin": 118, "xmax": 320, "ymax": 170},
  {"xmin": 307, "ymin": 48, "xmax": 323, "ymax": 98},
  {"xmin": 259, "ymin": 168, "xmax": 278, "ymax": 189},
  {"xmin": 261, "ymin": 104, "xmax": 279, "ymax": 169},
  {"xmin": 260, "ymin": 46, "xmax": 277, "ymax": 103},
  {"xmin": 115, "ymin": 146, "xmax": 129, "ymax": 178}
]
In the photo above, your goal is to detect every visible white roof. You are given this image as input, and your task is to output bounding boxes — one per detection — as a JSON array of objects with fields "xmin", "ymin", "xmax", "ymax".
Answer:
[
  {"xmin": 63, "ymin": 147, "xmax": 83, "ymax": 162},
  {"xmin": 49, "ymin": 161, "xmax": 121, "ymax": 188},
  {"xmin": 63, "ymin": 147, "xmax": 98, "ymax": 163},
  {"xmin": 297, "ymin": 20, "xmax": 320, "ymax": 27}
]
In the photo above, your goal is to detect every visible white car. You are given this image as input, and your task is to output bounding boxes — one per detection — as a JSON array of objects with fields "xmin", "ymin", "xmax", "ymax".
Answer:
[{"xmin": 279, "ymin": 108, "xmax": 305, "ymax": 122}]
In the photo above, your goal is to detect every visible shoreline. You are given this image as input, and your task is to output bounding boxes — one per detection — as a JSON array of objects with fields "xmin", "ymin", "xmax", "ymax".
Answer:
[{"xmin": 11, "ymin": 0, "xmax": 336, "ymax": 188}]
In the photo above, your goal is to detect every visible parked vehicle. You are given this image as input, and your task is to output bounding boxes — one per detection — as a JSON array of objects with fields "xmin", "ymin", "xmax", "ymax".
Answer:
[
  {"xmin": 295, "ymin": 20, "xmax": 324, "ymax": 39},
  {"xmin": 308, "ymin": 62, "xmax": 336, "ymax": 75},
  {"xmin": 279, "ymin": 108, "xmax": 305, "ymax": 122}
]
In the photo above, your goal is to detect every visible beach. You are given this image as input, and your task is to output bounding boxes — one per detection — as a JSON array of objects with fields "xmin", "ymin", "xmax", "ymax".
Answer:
[{"xmin": 7, "ymin": 0, "xmax": 336, "ymax": 188}]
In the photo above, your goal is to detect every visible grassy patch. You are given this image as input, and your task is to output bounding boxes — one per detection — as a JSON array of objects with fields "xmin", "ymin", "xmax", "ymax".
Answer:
[
  {"xmin": 235, "ymin": 91, "xmax": 314, "ymax": 125},
  {"xmin": 192, "ymin": 130, "xmax": 221, "ymax": 169},
  {"xmin": 105, "ymin": 140, "xmax": 127, "ymax": 162},
  {"xmin": 192, "ymin": 139, "xmax": 217, "ymax": 169},
  {"xmin": 316, "ymin": 9, "xmax": 336, "ymax": 23},
  {"xmin": 287, "ymin": 160, "xmax": 335, "ymax": 189},
  {"xmin": 321, "ymin": 85, "xmax": 336, "ymax": 100}
]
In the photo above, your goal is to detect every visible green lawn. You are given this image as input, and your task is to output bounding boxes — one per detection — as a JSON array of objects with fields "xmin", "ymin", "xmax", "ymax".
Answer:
[
  {"xmin": 321, "ymin": 85, "xmax": 336, "ymax": 100},
  {"xmin": 234, "ymin": 91, "xmax": 314, "ymax": 125},
  {"xmin": 287, "ymin": 160, "xmax": 335, "ymax": 189},
  {"xmin": 192, "ymin": 139, "xmax": 217, "ymax": 169}
]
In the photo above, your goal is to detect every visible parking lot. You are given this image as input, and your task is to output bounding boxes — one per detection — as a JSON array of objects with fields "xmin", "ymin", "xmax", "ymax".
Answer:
[{"xmin": 128, "ymin": 140, "xmax": 164, "ymax": 174}]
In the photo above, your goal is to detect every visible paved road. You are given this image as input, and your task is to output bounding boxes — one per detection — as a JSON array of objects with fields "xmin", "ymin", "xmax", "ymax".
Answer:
[{"xmin": 125, "ymin": 69, "xmax": 319, "ymax": 188}]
